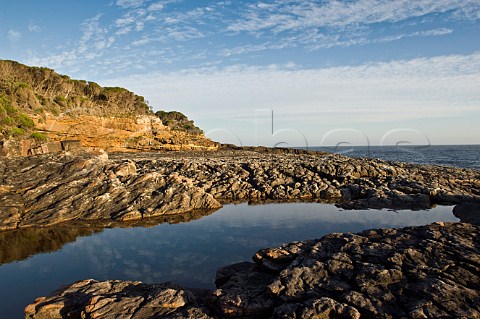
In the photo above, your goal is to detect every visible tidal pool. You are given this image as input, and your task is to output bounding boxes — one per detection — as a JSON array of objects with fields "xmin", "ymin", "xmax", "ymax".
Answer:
[{"xmin": 0, "ymin": 202, "xmax": 459, "ymax": 318}]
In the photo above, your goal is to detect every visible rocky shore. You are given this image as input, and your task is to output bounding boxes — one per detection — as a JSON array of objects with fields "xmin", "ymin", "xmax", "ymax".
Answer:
[
  {"xmin": 25, "ymin": 222, "xmax": 480, "ymax": 318},
  {"xmin": 1, "ymin": 147, "xmax": 479, "ymax": 231}
]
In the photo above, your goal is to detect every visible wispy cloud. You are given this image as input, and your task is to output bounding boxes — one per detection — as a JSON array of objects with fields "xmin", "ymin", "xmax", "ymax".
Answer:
[
  {"xmin": 116, "ymin": 0, "xmax": 146, "ymax": 9},
  {"xmin": 220, "ymin": 0, "xmax": 479, "ymax": 55},
  {"xmin": 28, "ymin": 23, "xmax": 41, "ymax": 33},
  {"xmin": 227, "ymin": 0, "xmax": 480, "ymax": 33},
  {"xmin": 219, "ymin": 41, "xmax": 294, "ymax": 57},
  {"xmin": 27, "ymin": 14, "xmax": 115, "ymax": 72},
  {"xmin": 375, "ymin": 27, "xmax": 453, "ymax": 44},
  {"xmin": 79, "ymin": 14, "xmax": 115, "ymax": 52},
  {"xmin": 105, "ymin": 51, "xmax": 480, "ymax": 144},
  {"xmin": 115, "ymin": 8, "xmax": 148, "ymax": 34},
  {"xmin": 22, "ymin": 1, "xmax": 480, "ymax": 82},
  {"xmin": 7, "ymin": 29, "xmax": 22, "ymax": 43}
]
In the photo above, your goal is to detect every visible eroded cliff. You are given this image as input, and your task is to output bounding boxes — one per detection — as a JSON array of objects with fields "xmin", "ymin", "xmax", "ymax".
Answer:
[{"xmin": 0, "ymin": 59, "xmax": 217, "ymax": 156}]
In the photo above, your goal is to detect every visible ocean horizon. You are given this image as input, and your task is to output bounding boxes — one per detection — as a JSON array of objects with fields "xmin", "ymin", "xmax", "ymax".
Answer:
[{"xmin": 297, "ymin": 144, "xmax": 480, "ymax": 170}]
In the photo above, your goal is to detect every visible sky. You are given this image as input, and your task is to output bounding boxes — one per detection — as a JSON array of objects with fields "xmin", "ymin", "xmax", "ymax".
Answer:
[{"xmin": 1, "ymin": 0, "xmax": 480, "ymax": 146}]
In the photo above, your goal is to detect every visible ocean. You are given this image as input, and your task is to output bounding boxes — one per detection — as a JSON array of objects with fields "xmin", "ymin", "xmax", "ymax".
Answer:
[{"xmin": 309, "ymin": 145, "xmax": 479, "ymax": 170}]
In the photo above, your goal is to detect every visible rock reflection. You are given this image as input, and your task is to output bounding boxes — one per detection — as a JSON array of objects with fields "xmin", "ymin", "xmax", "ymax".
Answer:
[
  {"xmin": 0, "ymin": 208, "xmax": 219, "ymax": 265},
  {"xmin": 0, "ymin": 226, "xmax": 101, "ymax": 265}
]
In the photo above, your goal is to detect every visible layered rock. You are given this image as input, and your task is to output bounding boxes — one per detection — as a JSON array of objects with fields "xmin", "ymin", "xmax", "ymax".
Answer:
[
  {"xmin": 33, "ymin": 114, "xmax": 217, "ymax": 152},
  {"xmin": 25, "ymin": 280, "xmax": 214, "ymax": 319},
  {"xmin": 0, "ymin": 149, "xmax": 221, "ymax": 231},
  {"xmin": 1, "ymin": 148, "xmax": 479, "ymax": 231},
  {"xmin": 0, "ymin": 59, "xmax": 218, "ymax": 156},
  {"xmin": 25, "ymin": 222, "xmax": 480, "ymax": 318}
]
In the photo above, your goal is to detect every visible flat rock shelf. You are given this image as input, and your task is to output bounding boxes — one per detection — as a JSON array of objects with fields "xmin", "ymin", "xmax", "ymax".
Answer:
[{"xmin": 0, "ymin": 148, "xmax": 479, "ymax": 230}]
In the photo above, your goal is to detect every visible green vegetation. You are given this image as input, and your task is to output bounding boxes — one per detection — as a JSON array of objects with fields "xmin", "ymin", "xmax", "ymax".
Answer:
[
  {"xmin": 1, "ymin": 60, "xmax": 156, "ymax": 118},
  {"xmin": 7, "ymin": 127, "xmax": 25, "ymax": 137},
  {"xmin": 0, "ymin": 59, "xmax": 206, "ymax": 141},
  {"xmin": 103, "ymin": 86, "xmax": 128, "ymax": 93},
  {"xmin": 15, "ymin": 82, "xmax": 30, "ymax": 90},
  {"xmin": 17, "ymin": 113, "xmax": 35, "ymax": 128},
  {"xmin": 54, "ymin": 95, "xmax": 66, "ymax": 104},
  {"xmin": 88, "ymin": 81, "xmax": 100, "ymax": 89},
  {"xmin": 155, "ymin": 110, "xmax": 203, "ymax": 134},
  {"xmin": 0, "ymin": 94, "xmax": 35, "ymax": 138},
  {"xmin": 35, "ymin": 93, "xmax": 47, "ymax": 106},
  {"xmin": 30, "ymin": 132, "xmax": 47, "ymax": 141}
]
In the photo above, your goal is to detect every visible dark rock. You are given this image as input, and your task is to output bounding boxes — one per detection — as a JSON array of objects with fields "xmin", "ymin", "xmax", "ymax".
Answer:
[
  {"xmin": 453, "ymin": 201, "xmax": 480, "ymax": 225},
  {"xmin": 61, "ymin": 140, "xmax": 82, "ymax": 151},
  {"xmin": 25, "ymin": 223, "xmax": 480, "ymax": 319},
  {"xmin": 0, "ymin": 149, "xmax": 222, "ymax": 230},
  {"xmin": 1, "ymin": 148, "xmax": 479, "ymax": 230}
]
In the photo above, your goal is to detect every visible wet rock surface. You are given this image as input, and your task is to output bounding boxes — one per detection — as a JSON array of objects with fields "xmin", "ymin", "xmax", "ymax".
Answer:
[
  {"xmin": 25, "ymin": 222, "xmax": 480, "ymax": 318},
  {"xmin": 1, "ymin": 148, "xmax": 479, "ymax": 230}
]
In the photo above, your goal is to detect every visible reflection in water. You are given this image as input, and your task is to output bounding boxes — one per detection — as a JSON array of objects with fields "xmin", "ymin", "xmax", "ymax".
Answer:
[
  {"xmin": 0, "ymin": 227, "xmax": 102, "ymax": 265},
  {"xmin": 0, "ymin": 208, "xmax": 219, "ymax": 265},
  {"xmin": 0, "ymin": 203, "xmax": 459, "ymax": 318}
]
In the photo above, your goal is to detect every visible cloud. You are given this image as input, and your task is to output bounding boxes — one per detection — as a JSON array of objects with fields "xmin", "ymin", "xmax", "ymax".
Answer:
[
  {"xmin": 28, "ymin": 23, "xmax": 41, "ymax": 33},
  {"xmin": 114, "ymin": 7, "xmax": 152, "ymax": 35},
  {"xmin": 375, "ymin": 27, "xmax": 453, "ymax": 44},
  {"xmin": 228, "ymin": 0, "xmax": 480, "ymax": 33},
  {"xmin": 22, "ymin": 0, "xmax": 479, "ymax": 89},
  {"xmin": 116, "ymin": 0, "xmax": 146, "ymax": 9},
  {"xmin": 419, "ymin": 28, "xmax": 454, "ymax": 36},
  {"xmin": 165, "ymin": 25, "xmax": 204, "ymax": 41},
  {"xmin": 219, "ymin": 41, "xmax": 295, "ymax": 57},
  {"xmin": 104, "ymin": 52, "xmax": 480, "ymax": 145},
  {"xmin": 148, "ymin": 2, "xmax": 165, "ymax": 11},
  {"xmin": 27, "ymin": 14, "xmax": 115, "ymax": 71},
  {"xmin": 7, "ymin": 29, "xmax": 21, "ymax": 43},
  {"xmin": 79, "ymin": 14, "xmax": 115, "ymax": 53}
]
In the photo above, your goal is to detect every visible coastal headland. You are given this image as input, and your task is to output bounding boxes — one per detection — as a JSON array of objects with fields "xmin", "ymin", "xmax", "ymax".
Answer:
[{"xmin": 1, "ymin": 60, "xmax": 479, "ymax": 319}]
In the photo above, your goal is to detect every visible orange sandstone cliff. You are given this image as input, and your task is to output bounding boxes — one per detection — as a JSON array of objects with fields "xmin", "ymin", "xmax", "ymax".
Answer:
[{"xmin": 0, "ymin": 60, "xmax": 217, "ymax": 156}]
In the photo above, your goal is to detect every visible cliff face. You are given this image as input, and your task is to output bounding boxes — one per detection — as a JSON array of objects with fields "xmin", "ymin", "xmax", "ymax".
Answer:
[{"xmin": 0, "ymin": 60, "xmax": 217, "ymax": 155}]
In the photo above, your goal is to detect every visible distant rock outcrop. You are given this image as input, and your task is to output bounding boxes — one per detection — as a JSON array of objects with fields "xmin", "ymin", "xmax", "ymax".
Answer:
[{"xmin": 0, "ymin": 59, "xmax": 218, "ymax": 156}]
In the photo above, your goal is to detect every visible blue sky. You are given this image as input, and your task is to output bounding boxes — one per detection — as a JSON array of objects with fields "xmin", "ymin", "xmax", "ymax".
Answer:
[{"xmin": 2, "ymin": 0, "xmax": 480, "ymax": 146}]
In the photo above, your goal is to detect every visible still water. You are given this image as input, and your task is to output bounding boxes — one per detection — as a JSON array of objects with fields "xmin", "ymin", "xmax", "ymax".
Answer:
[{"xmin": 0, "ymin": 202, "xmax": 459, "ymax": 318}]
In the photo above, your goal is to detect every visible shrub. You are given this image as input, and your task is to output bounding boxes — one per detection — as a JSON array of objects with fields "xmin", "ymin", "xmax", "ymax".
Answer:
[
  {"xmin": 155, "ymin": 110, "xmax": 203, "ymax": 134},
  {"xmin": 0, "ymin": 95, "xmax": 12, "ymax": 111},
  {"xmin": 16, "ymin": 113, "xmax": 35, "ymax": 128},
  {"xmin": 35, "ymin": 93, "xmax": 47, "ymax": 105},
  {"xmin": 15, "ymin": 82, "xmax": 30, "ymax": 90},
  {"xmin": 1, "ymin": 116, "xmax": 13, "ymax": 125},
  {"xmin": 103, "ymin": 87, "xmax": 128, "ymax": 93},
  {"xmin": 54, "ymin": 95, "xmax": 66, "ymax": 104},
  {"xmin": 30, "ymin": 132, "xmax": 47, "ymax": 141},
  {"xmin": 7, "ymin": 127, "xmax": 25, "ymax": 137}
]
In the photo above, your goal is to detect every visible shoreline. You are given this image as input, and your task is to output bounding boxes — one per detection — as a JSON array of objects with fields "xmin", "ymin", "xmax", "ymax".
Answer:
[
  {"xmin": 1, "ymin": 147, "xmax": 478, "ymax": 318},
  {"xmin": 1, "ymin": 147, "xmax": 479, "ymax": 231}
]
